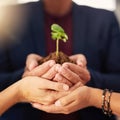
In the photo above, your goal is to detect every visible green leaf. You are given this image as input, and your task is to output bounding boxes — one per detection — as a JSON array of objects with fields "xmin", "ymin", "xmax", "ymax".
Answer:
[
  {"xmin": 61, "ymin": 33, "xmax": 68, "ymax": 41},
  {"xmin": 51, "ymin": 24, "xmax": 64, "ymax": 33},
  {"xmin": 51, "ymin": 23, "xmax": 69, "ymax": 57},
  {"xmin": 51, "ymin": 24, "xmax": 68, "ymax": 42},
  {"xmin": 51, "ymin": 32, "xmax": 58, "ymax": 40}
]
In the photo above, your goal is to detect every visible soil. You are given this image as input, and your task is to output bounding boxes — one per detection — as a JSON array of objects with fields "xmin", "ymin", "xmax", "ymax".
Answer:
[{"xmin": 38, "ymin": 51, "xmax": 75, "ymax": 64}]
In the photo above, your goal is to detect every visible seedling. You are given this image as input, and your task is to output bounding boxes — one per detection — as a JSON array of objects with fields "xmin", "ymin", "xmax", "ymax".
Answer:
[{"xmin": 51, "ymin": 24, "xmax": 68, "ymax": 57}]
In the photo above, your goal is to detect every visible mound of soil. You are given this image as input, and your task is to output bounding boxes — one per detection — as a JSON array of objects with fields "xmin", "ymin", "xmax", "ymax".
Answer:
[{"xmin": 38, "ymin": 51, "xmax": 75, "ymax": 64}]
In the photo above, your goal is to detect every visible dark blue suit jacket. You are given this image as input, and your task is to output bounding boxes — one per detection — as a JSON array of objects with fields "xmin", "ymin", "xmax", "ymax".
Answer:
[{"xmin": 0, "ymin": 1, "xmax": 120, "ymax": 120}]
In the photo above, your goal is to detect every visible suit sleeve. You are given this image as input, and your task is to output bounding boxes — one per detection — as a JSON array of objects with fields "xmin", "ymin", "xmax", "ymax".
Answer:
[
  {"xmin": 0, "ymin": 69, "xmax": 24, "ymax": 91},
  {"xmin": 0, "ymin": 49, "xmax": 24, "ymax": 91},
  {"xmin": 87, "ymin": 12, "xmax": 120, "ymax": 92}
]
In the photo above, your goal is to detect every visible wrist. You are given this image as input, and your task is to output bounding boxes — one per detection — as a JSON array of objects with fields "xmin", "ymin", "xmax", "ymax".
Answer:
[
  {"xmin": 16, "ymin": 79, "xmax": 26, "ymax": 103},
  {"xmin": 10, "ymin": 81, "xmax": 21, "ymax": 104},
  {"xmin": 88, "ymin": 87, "xmax": 102, "ymax": 108}
]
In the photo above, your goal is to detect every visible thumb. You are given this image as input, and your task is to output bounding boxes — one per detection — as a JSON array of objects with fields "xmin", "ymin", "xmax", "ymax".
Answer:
[
  {"xmin": 29, "ymin": 61, "xmax": 38, "ymax": 71},
  {"xmin": 26, "ymin": 54, "xmax": 42, "ymax": 71}
]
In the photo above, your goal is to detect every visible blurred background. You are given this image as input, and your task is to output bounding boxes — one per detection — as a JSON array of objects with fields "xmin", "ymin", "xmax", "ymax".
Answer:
[
  {"xmin": 0, "ymin": 0, "xmax": 120, "ymax": 24},
  {"xmin": 0, "ymin": 0, "xmax": 120, "ymax": 119}
]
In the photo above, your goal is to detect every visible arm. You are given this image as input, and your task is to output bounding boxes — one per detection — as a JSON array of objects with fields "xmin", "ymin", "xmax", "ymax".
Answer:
[
  {"xmin": 89, "ymin": 88, "xmax": 120, "ymax": 116},
  {"xmin": 32, "ymin": 86, "xmax": 120, "ymax": 116},
  {"xmin": 87, "ymin": 69, "xmax": 120, "ymax": 92},
  {"xmin": 0, "ymin": 76, "xmax": 69, "ymax": 116},
  {"xmin": 87, "ymin": 12, "xmax": 120, "ymax": 92},
  {"xmin": 59, "ymin": 87, "xmax": 120, "ymax": 116},
  {"xmin": 0, "ymin": 46, "xmax": 24, "ymax": 91},
  {"xmin": 0, "ymin": 69, "xmax": 24, "ymax": 91},
  {"xmin": 0, "ymin": 80, "xmax": 19, "ymax": 115}
]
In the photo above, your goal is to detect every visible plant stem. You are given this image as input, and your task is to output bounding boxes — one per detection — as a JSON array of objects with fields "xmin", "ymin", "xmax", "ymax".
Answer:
[{"xmin": 56, "ymin": 39, "xmax": 59, "ymax": 57}]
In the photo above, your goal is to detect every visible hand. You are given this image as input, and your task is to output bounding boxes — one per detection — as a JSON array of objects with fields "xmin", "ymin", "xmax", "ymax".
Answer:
[
  {"xmin": 23, "ymin": 54, "xmax": 59, "ymax": 80},
  {"xmin": 25, "ymin": 54, "xmax": 42, "ymax": 71},
  {"xmin": 69, "ymin": 54, "xmax": 87, "ymax": 68},
  {"xmin": 23, "ymin": 54, "xmax": 90, "ymax": 86},
  {"xmin": 24, "ymin": 54, "xmax": 87, "ymax": 71},
  {"xmin": 23, "ymin": 59, "xmax": 57, "ymax": 79},
  {"xmin": 23, "ymin": 53, "xmax": 43, "ymax": 77},
  {"xmin": 31, "ymin": 85, "xmax": 91, "ymax": 114},
  {"xmin": 54, "ymin": 54, "xmax": 91, "ymax": 86},
  {"xmin": 23, "ymin": 54, "xmax": 71, "ymax": 85},
  {"xmin": 17, "ymin": 76, "xmax": 69, "ymax": 105}
]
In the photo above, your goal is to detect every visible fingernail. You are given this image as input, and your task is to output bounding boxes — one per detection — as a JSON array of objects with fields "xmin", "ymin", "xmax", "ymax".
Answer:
[
  {"xmin": 63, "ymin": 84, "xmax": 69, "ymax": 91},
  {"xmin": 62, "ymin": 64, "xmax": 69, "ymax": 68},
  {"xmin": 77, "ymin": 61, "xmax": 83, "ymax": 67},
  {"xmin": 49, "ymin": 60, "xmax": 55, "ymax": 67},
  {"xmin": 55, "ymin": 65, "xmax": 61, "ymax": 72},
  {"xmin": 56, "ymin": 74, "xmax": 62, "ymax": 81},
  {"xmin": 29, "ymin": 61, "xmax": 38, "ymax": 71},
  {"xmin": 58, "ymin": 75, "xmax": 62, "ymax": 81},
  {"xmin": 55, "ymin": 100, "xmax": 61, "ymax": 106}
]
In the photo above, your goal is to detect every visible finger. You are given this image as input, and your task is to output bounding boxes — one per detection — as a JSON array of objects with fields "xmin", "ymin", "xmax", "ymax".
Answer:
[
  {"xmin": 62, "ymin": 63, "xmax": 90, "ymax": 84},
  {"xmin": 28, "ymin": 60, "xmax": 55, "ymax": 76},
  {"xmin": 69, "ymin": 54, "xmax": 87, "ymax": 67},
  {"xmin": 62, "ymin": 62, "xmax": 81, "ymax": 75},
  {"xmin": 29, "ymin": 61, "xmax": 39, "ymax": 71},
  {"xmin": 42, "ymin": 64, "xmax": 61, "ymax": 80},
  {"xmin": 53, "ymin": 73, "xmax": 73, "ymax": 87},
  {"xmin": 69, "ymin": 82, "xmax": 83, "ymax": 91},
  {"xmin": 58, "ymin": 66, "xmax": 81, "ymax": 84},
  {"xmin": 32, "ymin": 103, "xmax": 64, "ymax": 114},
  {"xmin": 26, "ymin": 54, "xmax": 42, "ymax": 71},
  {"xmin": 55, "ymin": 94, "xmax": 74, "ymax": 107},
  {"xmin": 55, "ymin": 83, "xmax": 83, "ymax": 107},
  {"xmin": 55, "ymin": 100, "xmax": 80, "ymax": 114},
  {"xmin": 32, "ymin": 101, "xmax": 77, "ymax": 114},
  {"xmin": 38, "ymin": 78, "xmax": 69, "ymax": 91},
  {"xmin": 54, "ymin": 82, "xmax": 82, "ymax": 106}
]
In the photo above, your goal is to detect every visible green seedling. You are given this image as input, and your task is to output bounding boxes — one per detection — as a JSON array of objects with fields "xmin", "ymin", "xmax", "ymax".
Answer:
[{"xmin": 51, "ymin": 24, "xmax": 68, "ymax": 57}]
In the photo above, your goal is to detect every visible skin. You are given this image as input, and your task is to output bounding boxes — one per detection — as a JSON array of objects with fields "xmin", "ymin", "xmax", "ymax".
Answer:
[
  {"xmin": 24, "ymin": 54, "xmax": 120, "ymax": 116},
  {"xmin": 32, "ymin": 86, "xmax": 120, "ymax": 117},
  {"xmin": 23, "ymin": 54, "xmax": 90, "ymax": 87},
  {"xmin": 22, "ymin": 53, "xmax": 91, "ymax": 114},
  {"xmin": 0, "ymin": 76, "xmax": 70, "ymax": 116},
  {"xmin": 43, "ymin": 0, "xmax": 72, "ymax": 17}
]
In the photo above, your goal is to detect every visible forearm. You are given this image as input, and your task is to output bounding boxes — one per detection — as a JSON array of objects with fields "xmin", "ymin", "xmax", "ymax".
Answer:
[
  {"xmin": 110, "ymin": 92, "xmax": 120, "ymax": 116},
  {"xmin": 0, "ymin": 81, "xmax": 20, "ymax": 115},
  {"xmin": 89, "ymin": 87, "xmax": 120, "ymax": 116},
  {"xmin": 89, "ymin": 87, "xmax": 102, "ymax": 109}
]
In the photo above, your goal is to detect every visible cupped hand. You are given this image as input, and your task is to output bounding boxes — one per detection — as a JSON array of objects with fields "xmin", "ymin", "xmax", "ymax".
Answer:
[
  {"xmin": 53, "ymin": 54, "xmax": 91, "ymax": 86},
  {"xmin": 18, "ymin": 76, "xmax": 69, "ymax": 105},
  {"xmin": 31, "ymin": 85, "xmax": 91, "ymax": 114},
  {"xmin": 23, "ymin": 53, "xmax": 62, "ymax": 81},
  {"xmin": 23, "ymin": 59, "xmax": 57, "ymax": 78},
  {"xmin": 69, "ymin": 54, "xmax": 87, "ymax": 68},
  {"xmin": 56, "ymin": 62, "xmax": 90, "ymax": 85}
]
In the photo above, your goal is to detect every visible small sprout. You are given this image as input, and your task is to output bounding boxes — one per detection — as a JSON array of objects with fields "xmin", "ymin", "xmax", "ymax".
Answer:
[{"xmin": 51, "ymin": 24, "xmax": 68, "ymax": 57}]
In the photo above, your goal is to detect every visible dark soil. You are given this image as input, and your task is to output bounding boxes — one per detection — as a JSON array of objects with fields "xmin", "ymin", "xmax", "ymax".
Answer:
[{"xmin": 38, "ymin": 51, "xmax": 75, "ymax": 64}]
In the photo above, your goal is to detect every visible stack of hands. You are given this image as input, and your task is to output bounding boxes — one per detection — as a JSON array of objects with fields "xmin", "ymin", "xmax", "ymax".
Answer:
[{"xmin": 19, "ymin": 54, "xmax": 91, "ymax": 114}]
